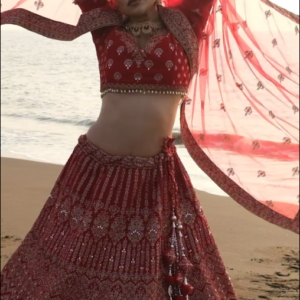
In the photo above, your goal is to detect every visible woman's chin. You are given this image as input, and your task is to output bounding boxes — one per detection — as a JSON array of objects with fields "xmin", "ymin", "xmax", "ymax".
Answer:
[{"xmin": 124, "ymin": 3, "xmax": 155, "ymax": 18}]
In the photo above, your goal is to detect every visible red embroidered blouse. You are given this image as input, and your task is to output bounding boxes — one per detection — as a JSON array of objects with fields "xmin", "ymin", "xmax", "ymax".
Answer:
[
  {"xmin": 71, "ymin": 0, "xmax": 205, "ymax": 98},
  {"xmin": 93, "ymin": 26, "xmax": 191, "ymax": 97}
]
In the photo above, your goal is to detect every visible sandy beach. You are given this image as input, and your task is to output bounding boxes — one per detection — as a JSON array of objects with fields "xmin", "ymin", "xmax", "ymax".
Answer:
[{"xmin": 1, "ymin": 157, "xmax": 299, "ymax": 299}]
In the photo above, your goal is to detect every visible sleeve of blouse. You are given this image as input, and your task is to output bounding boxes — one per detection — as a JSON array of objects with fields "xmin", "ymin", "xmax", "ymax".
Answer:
[{"xmin": 174, "ymin": 0, "xmax": 214, "ymax": 41}]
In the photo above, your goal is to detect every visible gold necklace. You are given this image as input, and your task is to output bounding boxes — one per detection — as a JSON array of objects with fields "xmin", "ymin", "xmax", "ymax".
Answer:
[{"xmin": 125, "ymin": 21, "xmax": 164, "ymax": 36}]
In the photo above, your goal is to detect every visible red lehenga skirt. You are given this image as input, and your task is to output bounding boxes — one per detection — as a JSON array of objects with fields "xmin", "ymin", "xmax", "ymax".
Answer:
[{"xmin": 1, "ymin": 135, "xmax": 237, "ymax": 300}]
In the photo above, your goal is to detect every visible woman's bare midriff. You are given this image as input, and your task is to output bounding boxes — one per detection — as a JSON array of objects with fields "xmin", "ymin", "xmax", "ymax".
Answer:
[{"xmin": 86, "ymin": 93, "xmax": 182, "ymax": 157}]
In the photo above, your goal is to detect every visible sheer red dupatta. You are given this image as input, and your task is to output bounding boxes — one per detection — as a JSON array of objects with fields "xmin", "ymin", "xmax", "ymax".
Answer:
[
  {"xmin": 176, "ymin": 0, "xmax": 299, "ymax": 233},
  {"xmin": 1, "ymin": 0, "xmax": 299, "ymax": 233},
  {"xmin": 0, "ymin": 0, "xmax": 121, "ymax": 40}
]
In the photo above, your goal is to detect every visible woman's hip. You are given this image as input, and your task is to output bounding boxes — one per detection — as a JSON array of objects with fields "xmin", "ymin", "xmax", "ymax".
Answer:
[{"xmin": 86, "ymin": 121, "xmax": 174, "ymax": 158}]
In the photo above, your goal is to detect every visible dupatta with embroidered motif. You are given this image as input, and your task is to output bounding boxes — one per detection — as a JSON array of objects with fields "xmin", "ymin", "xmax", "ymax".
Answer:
[{"xmin": 1, "ymin": 0, "xmax": 299, "ymax": 233}]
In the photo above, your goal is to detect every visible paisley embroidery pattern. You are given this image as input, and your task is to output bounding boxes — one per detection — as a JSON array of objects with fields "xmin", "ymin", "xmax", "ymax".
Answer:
[{"xmin": 115, "ymin": 27, "xmax": 169, "ymax": 67}]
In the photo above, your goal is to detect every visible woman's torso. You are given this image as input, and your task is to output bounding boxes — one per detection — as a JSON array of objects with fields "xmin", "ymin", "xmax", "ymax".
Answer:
[
  {"xmin": 87, "ymin": 22, "xmax": 190, "ymax": 157},
  {"xmin": 87, "ymin": 93, "xmax": 181, "ymax": 157}
]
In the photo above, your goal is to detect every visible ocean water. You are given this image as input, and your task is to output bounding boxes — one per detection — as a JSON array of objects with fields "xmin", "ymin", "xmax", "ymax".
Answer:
[{"xmin": 1, "ymin": 27, "xmax": 227, "ymax": 196}]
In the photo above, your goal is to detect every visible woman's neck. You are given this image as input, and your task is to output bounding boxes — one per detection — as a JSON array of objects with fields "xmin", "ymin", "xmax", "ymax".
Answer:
[{"xmin": 128, "ymin": 5, "xmax": 160, "ymax": 23}]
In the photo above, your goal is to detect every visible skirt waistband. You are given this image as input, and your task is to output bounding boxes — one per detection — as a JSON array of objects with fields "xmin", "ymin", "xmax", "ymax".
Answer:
[{"xmin": 77, "ymin": 135, "xmax": 177, "ymax": 169}]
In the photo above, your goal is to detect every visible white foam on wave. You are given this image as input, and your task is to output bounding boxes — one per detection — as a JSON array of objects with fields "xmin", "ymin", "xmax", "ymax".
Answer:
[{"xmin": 1, "ymin": 149, "xmax": 51, "ymax": 164}]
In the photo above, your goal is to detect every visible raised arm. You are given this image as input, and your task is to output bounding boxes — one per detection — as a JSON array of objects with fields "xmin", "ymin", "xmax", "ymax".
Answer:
[{"xmin": 166, "ymin": 0, "xmax": 214, "ymax": 41}]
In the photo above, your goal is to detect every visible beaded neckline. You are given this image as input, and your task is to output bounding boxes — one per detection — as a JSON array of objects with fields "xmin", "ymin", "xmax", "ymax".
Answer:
[{"xmin": 118, "ymin": 25, "xmax": 169, "ymax": 51}]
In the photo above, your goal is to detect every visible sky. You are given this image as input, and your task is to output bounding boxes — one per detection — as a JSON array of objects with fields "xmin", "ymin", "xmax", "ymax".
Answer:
[{"xmin": 273, "ymin": 0, "xmax": 299, "ymax": 13}]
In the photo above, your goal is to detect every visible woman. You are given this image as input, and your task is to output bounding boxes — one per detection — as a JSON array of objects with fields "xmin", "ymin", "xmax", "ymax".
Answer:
[{"xmin": 1, "ymin": 0, "xmax": 299, "ymax": 299}]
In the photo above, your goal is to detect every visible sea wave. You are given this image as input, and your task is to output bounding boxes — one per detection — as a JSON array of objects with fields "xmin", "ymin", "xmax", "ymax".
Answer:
[
  {"xmin": 3, "ymin": 113, "xmax": 96, "ymax": 127},
  {"xmin": 2, "ymin": 113, "xmax": 182, "ymax": 137}
]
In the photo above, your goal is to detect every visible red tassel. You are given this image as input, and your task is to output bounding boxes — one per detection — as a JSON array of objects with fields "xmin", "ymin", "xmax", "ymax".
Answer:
[
  {"xmin": 174, "ymin": 272, "xmax": 184, "ymax": 285},
  {"xmin": 165, "ymin": 275, "xmax": 177, "ymax": 286},
  {"xmin": 163, "ymin": 248, "xmax": 176, "ymax": 265},
  {"xmin": 178, "ymin": 257, "xmax": 193, "ymax": 275},
  {"xmin": 180, "ymin": 283, "xmax": 195, "ymax": 296},
  {"xmin": 172, "ymin": 296, "xmax": 187, "ymax": 300}
]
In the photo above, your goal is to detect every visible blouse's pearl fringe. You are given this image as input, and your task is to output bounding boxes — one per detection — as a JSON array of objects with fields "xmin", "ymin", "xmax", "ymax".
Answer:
[{"xmin": 101, "ymin": 88, "xmax": 187, "ymax": 98}]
